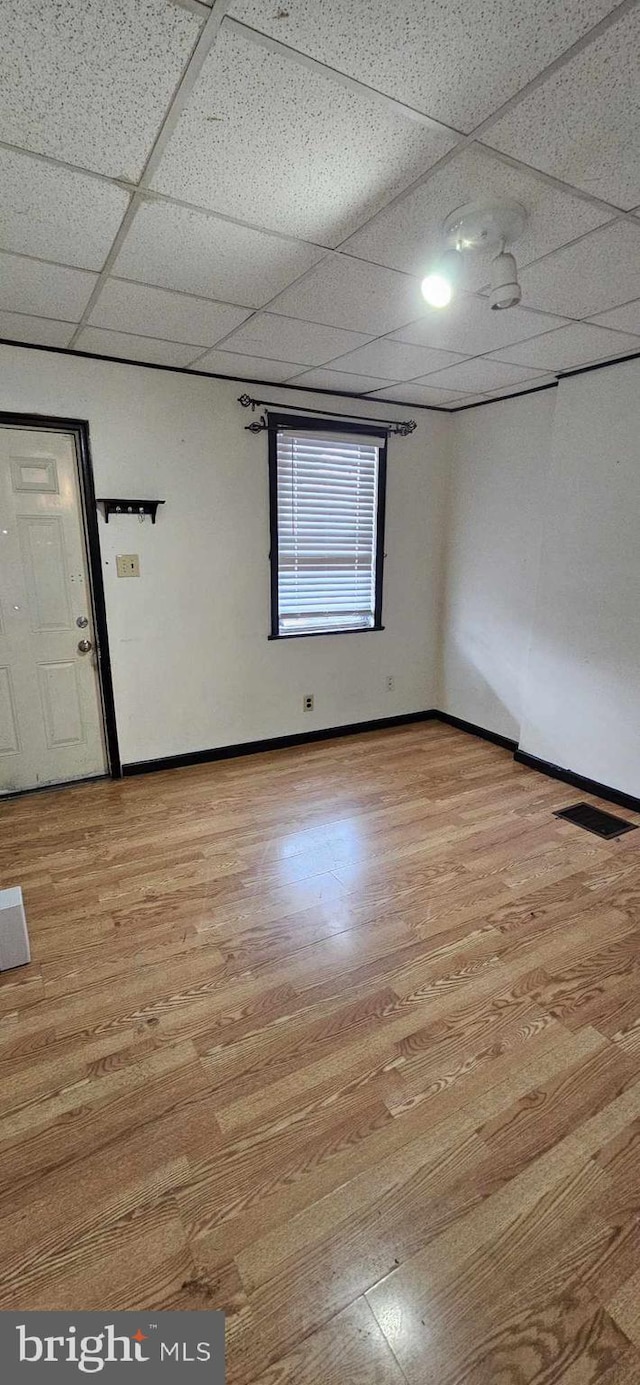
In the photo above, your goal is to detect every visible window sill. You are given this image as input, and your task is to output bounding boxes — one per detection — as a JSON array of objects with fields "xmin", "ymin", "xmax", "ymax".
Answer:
[{"xmin": 269, "ymin": 625, "xmax": 385, "ymax": 641}]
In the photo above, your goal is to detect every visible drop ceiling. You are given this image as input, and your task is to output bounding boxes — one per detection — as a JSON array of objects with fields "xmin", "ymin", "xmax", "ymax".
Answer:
[{"xmin": 1, "ymin": 0, "xmax": 640, "ymax": 409}]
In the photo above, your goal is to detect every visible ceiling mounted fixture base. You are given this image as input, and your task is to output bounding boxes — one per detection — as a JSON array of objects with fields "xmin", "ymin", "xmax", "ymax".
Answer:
[{"xmin": 443, "ymin": 200, "xmax": 527, "ymax": 254}]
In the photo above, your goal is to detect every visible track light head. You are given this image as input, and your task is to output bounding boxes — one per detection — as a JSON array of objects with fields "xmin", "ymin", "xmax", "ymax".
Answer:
[{"xmin": 490, "ymin": 250, "xmax": 522, "ymax": 310}]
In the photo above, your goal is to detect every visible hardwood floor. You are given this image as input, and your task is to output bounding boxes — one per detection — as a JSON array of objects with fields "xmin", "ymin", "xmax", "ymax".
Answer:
[{"xmin": 1, "ymin": 720, "xmax": 640, "ymax": 1383}]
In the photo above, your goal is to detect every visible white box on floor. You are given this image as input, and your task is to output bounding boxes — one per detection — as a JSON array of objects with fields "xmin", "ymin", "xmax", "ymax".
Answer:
[{"xmin": 0, "ymin": 886, "xmax": 30, "ymax": 970}]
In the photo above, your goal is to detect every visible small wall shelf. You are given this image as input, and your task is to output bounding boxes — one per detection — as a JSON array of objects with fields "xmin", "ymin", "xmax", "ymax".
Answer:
[{"xmin": 97, "ymin": 499, "xmax": 165, "ymax": 524}]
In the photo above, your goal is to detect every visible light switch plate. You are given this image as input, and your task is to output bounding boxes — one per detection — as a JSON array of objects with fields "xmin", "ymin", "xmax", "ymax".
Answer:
[{"xmin": 116, "ymin": 553, "xmax": 140, "ymax": 578}]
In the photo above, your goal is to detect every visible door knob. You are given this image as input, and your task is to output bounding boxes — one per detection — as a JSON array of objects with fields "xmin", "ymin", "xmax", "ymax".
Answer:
[{"xmin": 77, "ymin": 638, "xmax": 93, "ymax": 654}]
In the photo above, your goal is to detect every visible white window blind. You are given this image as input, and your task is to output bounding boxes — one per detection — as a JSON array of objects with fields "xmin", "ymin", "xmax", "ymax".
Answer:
[{"xmin": 275, "ymin": 429, "xmax": 382, "ymax": 636}]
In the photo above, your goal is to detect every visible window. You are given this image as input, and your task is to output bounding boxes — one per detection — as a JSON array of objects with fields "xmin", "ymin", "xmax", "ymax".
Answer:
[{"xmin": 268, "ymin": 416, "xmax": 387, "ymax": 638}]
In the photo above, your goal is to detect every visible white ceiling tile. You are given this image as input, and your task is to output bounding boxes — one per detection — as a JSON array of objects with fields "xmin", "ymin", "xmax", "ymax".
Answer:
[
  {"xmin": 589, "ymin": 298, "xmax": 640, "ymax": 336},
  {"xmin": 0, "ymin": 252, "xmax": 97, "ymax": 319},
  {"xmin": 228, "ymin": 0, "xmax": 621, "ymax": 131},
  {"xmin": 488, "ymin": 322, "xmax": 640, "ymax": 372},
  {"xmin": 151, "ymin": 25, "xmax": 457, "ymax": 246},
  {"xmin": 342, "ymin": 144, "xmax": 611, "ymax": 288},
  {"xmin": 0, "ymin": 0, "xmax": 202, "ymax": 180},
  {"xmin": 286, "ymin": 368, "xmax": 397, "ymax": 393},
  {"xmin": 89, "ymin": 279, "xmax": 252, "ymax": 347},
  {"xmin": 487, "ymin": 7, "xmax": 640, "ymax": 209},
  {"xmin": 390, "ymin": 293, "xmax": 570, "ymax": 356},
  {"xmin": 0, "ymin": 311, "xmax": 75, "ymax": 347},
  {"xmin": 192, "ymin": 350, "xmax": 306, "ymax": 381},
  {"xmin": 268, "ymin": 257, "xmax": 427, "ymax": 335},
  {"xmin": 416, "ymin": 357, "xmax": 550, "ymax": 392},
  {"xmin": 367, "ymin": 382, "xmax": 468, "ymax": 406},
  {"xmin": 0, "ymin": 148, "xmax": 130, "ymax": 271},
  {"xmin": 518, "ymin": 220, "xmax": 640, "ymax": 318},
  {"xmin": 113, "ymin": 201, "xmax": 325, "ymax": 309},
  {"xmin": 75, "ymin": 327, "xmax": 199, "ymax": 366},
  {"xmin": 221, "ymin": 314, "xmax": 372, "ymax": 365},
  {"xmin": 325, "ymin": 338, "xmax": 465, "ymax": 379}
]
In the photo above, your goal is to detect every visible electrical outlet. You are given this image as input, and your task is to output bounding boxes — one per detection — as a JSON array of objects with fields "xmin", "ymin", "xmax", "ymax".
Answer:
[
  {"xmin": 386, "ymin": 675, "xmax": 395, "ymax": 692},
  {"xmin": 303, "ymin": 693, "xmax": 314, "ymax": 712},
  {"xmin": 116, "ymin": 554, "xmax": 140, "ymax": 578}
]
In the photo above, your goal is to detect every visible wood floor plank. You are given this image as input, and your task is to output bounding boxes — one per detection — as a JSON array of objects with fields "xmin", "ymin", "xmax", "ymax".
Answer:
[
  {"xmin": 477, "ymin": 1043, "xmax": 638, "ymax": 1167},
  {"xmin": 593, "ymin": 1352, "xmax": 640, "ymax": 1384},
  {"xmin": 365, "ymin": 1155, "xmax": 627, "ymax": 1384},
  {"xmin": 607, "ymin": 1267, "xmax": 640, "ymax": 1346},
  {"xmin": 0, "ymin": 722, "xmax": 639, "ymax": 1381},
  {"xmin": 242, "ymin": 1297, "xmax": 407, "ymax": 1385}
]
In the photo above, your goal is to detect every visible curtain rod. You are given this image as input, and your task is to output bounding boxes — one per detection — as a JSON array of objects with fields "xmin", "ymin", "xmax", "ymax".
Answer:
[{"xmin": 238, "ymin": 393, "xmax": 417, "ymax": 436}]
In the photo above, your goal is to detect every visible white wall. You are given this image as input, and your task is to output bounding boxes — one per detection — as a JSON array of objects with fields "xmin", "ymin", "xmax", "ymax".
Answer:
[
  {"xmin": 444, "ymin": 357, "xmax": 640, "ymax": 800},
  {"xmin": 6, "ymin": 340, "xmax": 638, "ymax": 795},
  {"xmin": 0, "ymin": 344, "xmax": 448, "ymax": 766},
  {"xmin": 441, "ymin": 390, "xmax": 555, "ymax": 741},
  {"xmin": 520, "ymin": 362, "xmax": 640, "ymax": 799}
]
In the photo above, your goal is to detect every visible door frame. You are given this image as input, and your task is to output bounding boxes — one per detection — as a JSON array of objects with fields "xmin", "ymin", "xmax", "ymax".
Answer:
[{"xmin": 0, "ymin": 411, "xmax": 121, "ymax": 780}]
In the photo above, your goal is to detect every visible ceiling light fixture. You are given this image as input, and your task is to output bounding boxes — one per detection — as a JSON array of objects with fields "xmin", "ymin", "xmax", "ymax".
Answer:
[{"xmin": 422, "ymin": 200, "xmax": 527, "ymax": 311}]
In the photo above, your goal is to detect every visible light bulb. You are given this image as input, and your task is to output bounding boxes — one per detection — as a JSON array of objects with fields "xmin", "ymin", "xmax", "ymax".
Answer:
[
  {"xmin": 420, "ymin": 249, "xmax": 461, "ymax": 308},
  {"xmin": 421, "ymin": 272, "xmax": 453, "ymax": 308}
]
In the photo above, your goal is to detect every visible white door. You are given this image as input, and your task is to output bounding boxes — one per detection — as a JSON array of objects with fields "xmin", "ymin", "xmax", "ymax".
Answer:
[{"xmin": 0, "ymin": 426, "xmax": 108, "ymax": 794}]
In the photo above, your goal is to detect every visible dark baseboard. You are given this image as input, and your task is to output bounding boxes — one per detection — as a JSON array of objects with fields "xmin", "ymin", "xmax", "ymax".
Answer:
[
  {"xmin": 122, "ymin": 710, "xmax": 439, "ymax": 776},
  {"xmin": 435, "ymin": 710, "xmax": 519, "ymax": 752},
  {"xmin": 514, "ymin": 749, "xmax": 640, "ymax": 815},
  {"xmin": 437, "ymin": 716, "xmax": 640, "ymax": 812},
  {"xmin": 122, "ymin": 712, "xmax": 640, "ymax": 817}
]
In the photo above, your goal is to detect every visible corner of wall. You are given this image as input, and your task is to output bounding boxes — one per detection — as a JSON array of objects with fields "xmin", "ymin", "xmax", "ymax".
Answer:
[
  {"xmin": 434, "ymin": 405, "xmax": 456, "ymax": 711},
  {"xmin": 440, "ymin": 390, "xmax": 556, "ymax": 743}
]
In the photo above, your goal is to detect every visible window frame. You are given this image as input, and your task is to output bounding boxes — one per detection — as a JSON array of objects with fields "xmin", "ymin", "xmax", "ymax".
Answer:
[{"xmin": 267, "ymin": 412, "xmax": 388, "ymax": 641}]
